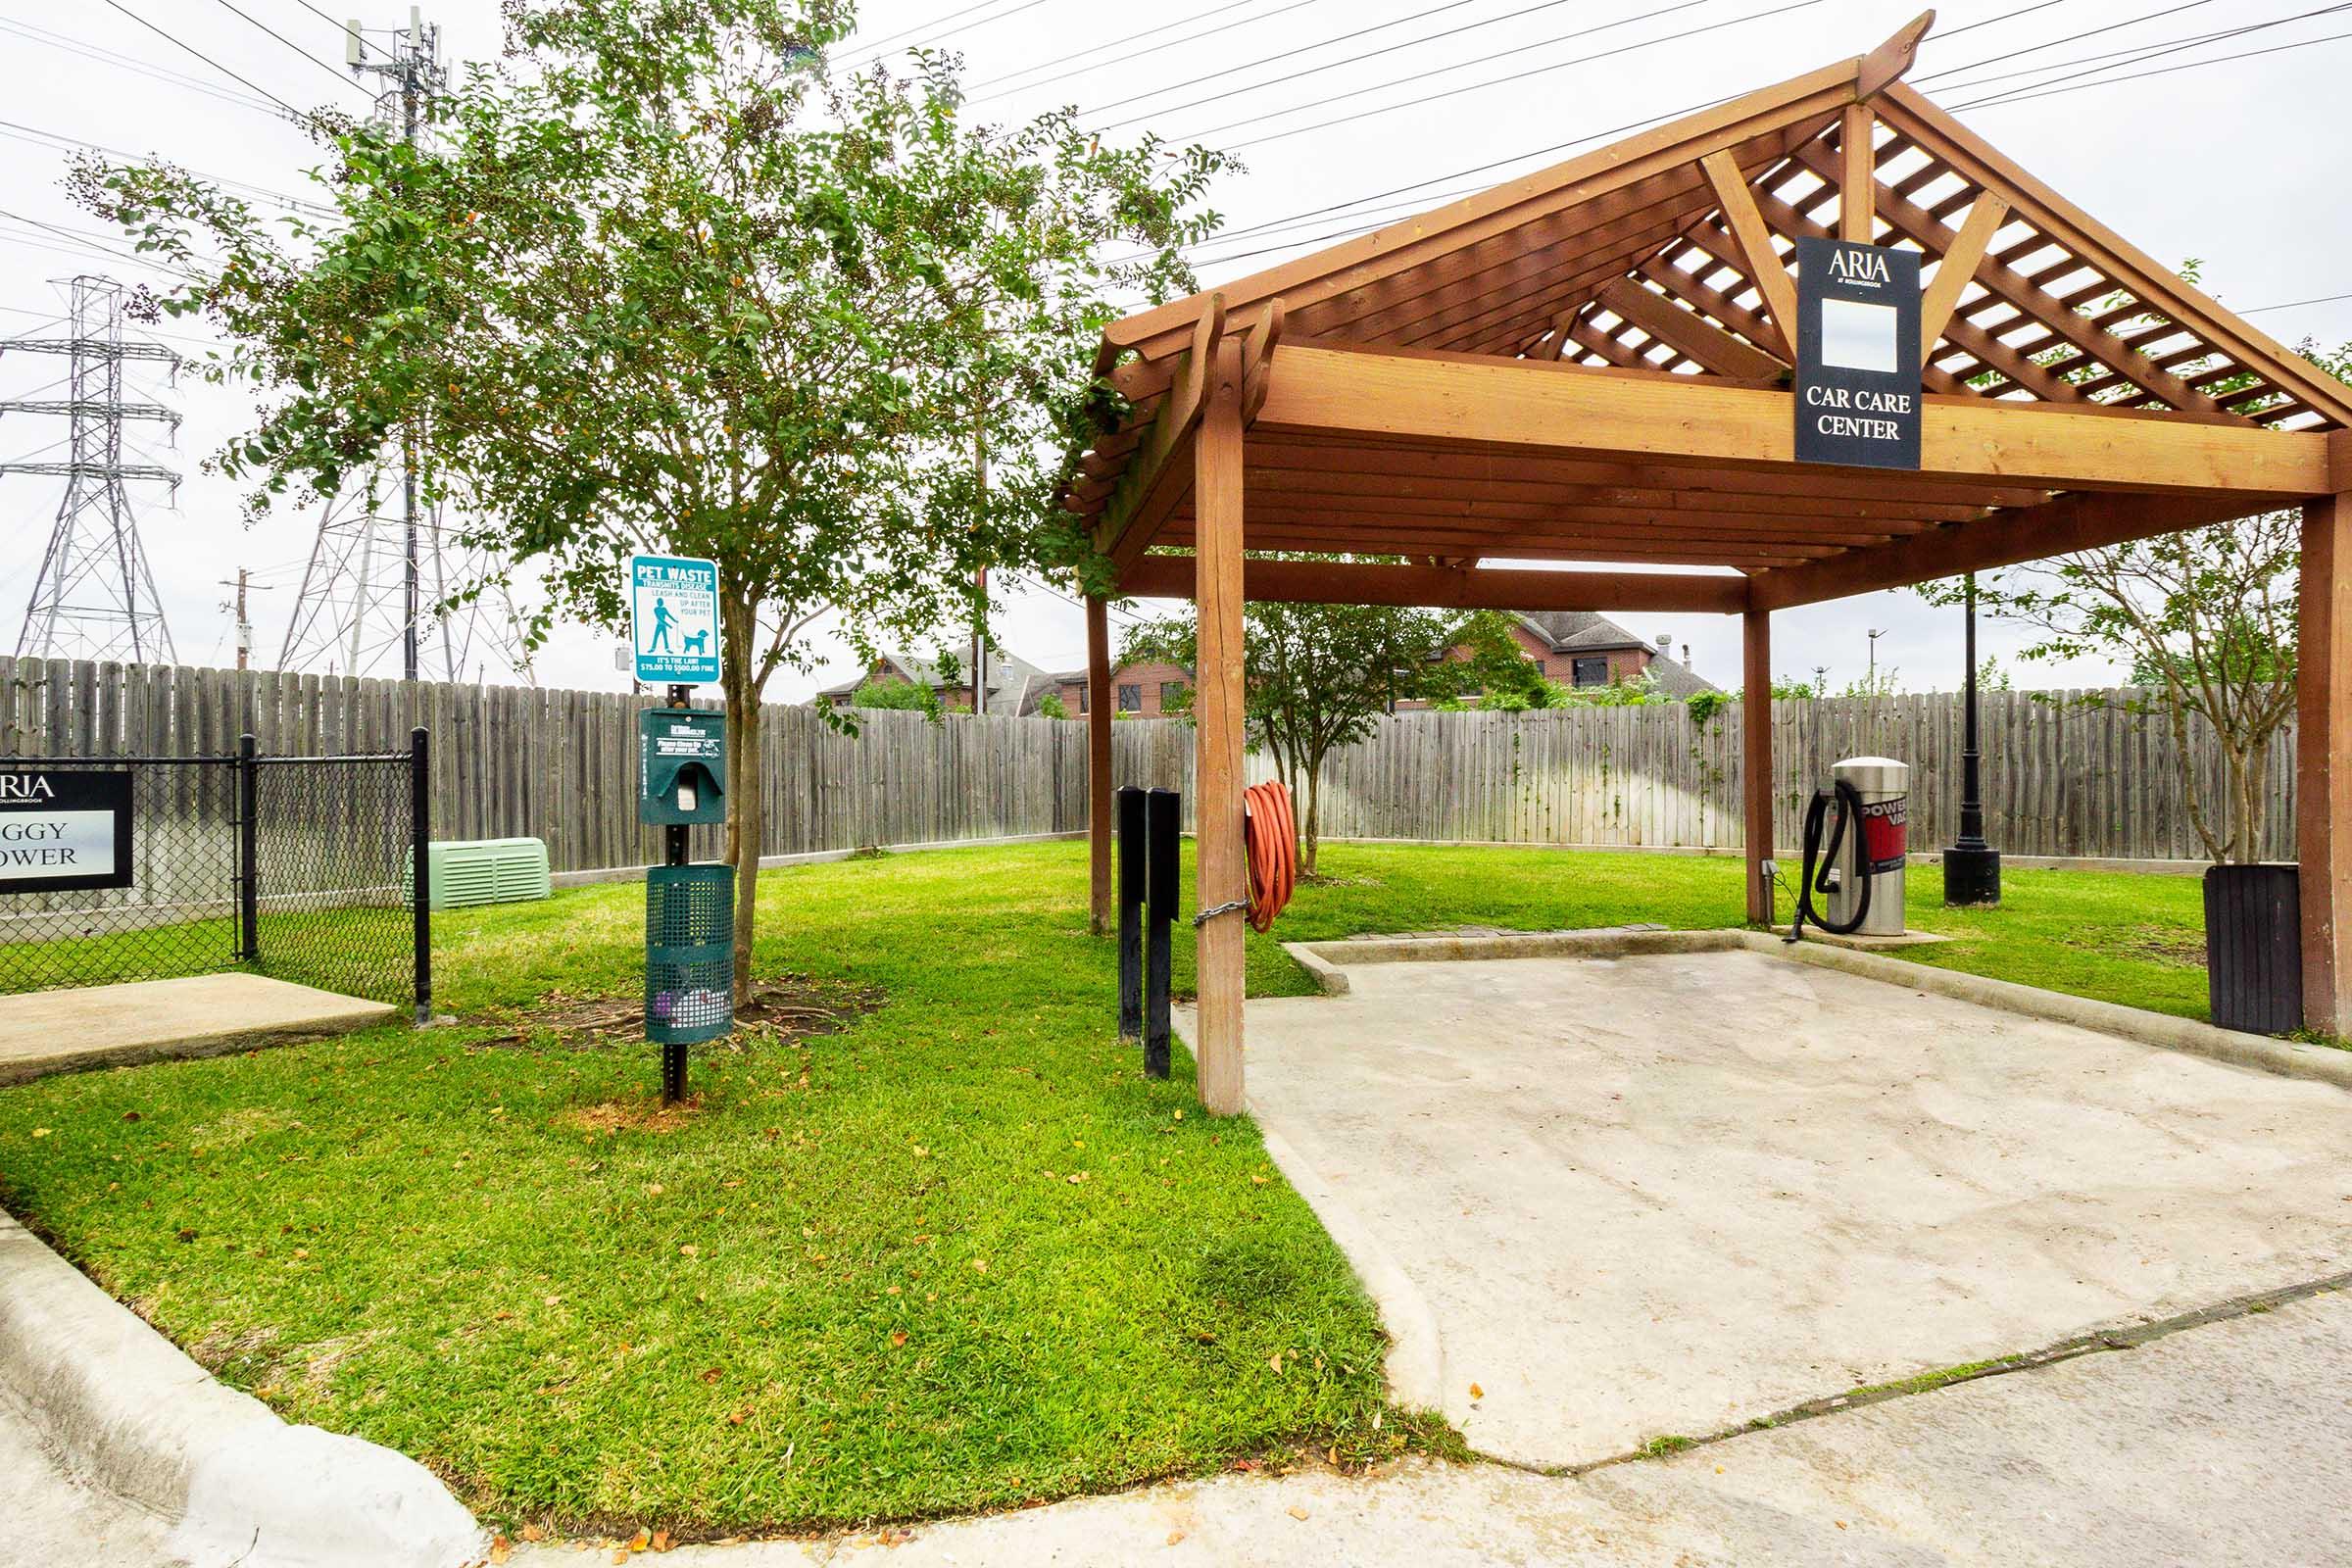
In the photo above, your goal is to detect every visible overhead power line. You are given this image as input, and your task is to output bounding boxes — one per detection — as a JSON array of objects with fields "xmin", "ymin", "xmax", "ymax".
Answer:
[
  {"xmin": 97, "ymin": 0, "xmax": 310, "ymax": 118},
  {"xmin": 205, "ymin": 0, "xmax": 372, "ymax": 96},
  {"xmin": 1183, "ymin": 0, "xmax": 1824, "ymax": 154},
  {"xmin": 0, "ymin": 18, "xmax": 283, "ymax": 115},
  {"xmin": 1953, "ymin": 19, "xmax": 2352, "ymax": 109},
  {"xmin": 1090, "ymin": 0, "xmax": 1726, "ymax": 133},
  {"xmin": 966, "ymin": 0, "xmax": 1254, "ymax": 94},
  {"xmin": 0, "ymin": 119, "xmax": 338, "ymax": 217}
]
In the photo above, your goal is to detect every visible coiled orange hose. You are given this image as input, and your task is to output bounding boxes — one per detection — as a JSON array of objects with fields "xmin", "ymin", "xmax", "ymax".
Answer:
[{"xmin": 1243, "ymin": 779, "xmax": 1298, "ymax": 932}]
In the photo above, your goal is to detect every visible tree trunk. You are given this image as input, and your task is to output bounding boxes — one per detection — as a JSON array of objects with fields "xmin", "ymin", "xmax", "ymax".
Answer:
[
  {"xmin": 1302, "ymin": 759, "xmax": 1323, "ymax": 876},
  {"xmin": 719, "ymin": 588, "xmax": 762, "ymax": 1004}
]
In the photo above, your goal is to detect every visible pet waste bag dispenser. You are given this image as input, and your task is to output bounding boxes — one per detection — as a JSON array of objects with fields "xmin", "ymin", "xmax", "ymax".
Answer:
[
  {"xmin": 639, "ymin": 708, "xmax": 727, "ymax": 825},
  {"xmin": 1788, "ymin": 756, "xmax": 1909, "ymax": 941}
]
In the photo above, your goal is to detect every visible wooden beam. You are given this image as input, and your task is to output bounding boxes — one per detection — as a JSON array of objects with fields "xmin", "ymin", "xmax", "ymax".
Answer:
[
  {"xmin": 1104, "ymin": 58, "xmax": 1866, "ymax": 362},
  {"xmin": 1917, "ymin": 191, "xmax": 2008, "ymax": 359},
  {"xmin": 1876, "ymin": 84, "xmax": 2352, "ymax": 430},
  {"xmin": 1253, "ymin": 344, "xmax": 2334, "ymax": 497},
  {"xmin": 1701, "ymin": 150, "xmax": 1800, "ymax": 352},
  {"xmin": 1192, "ymin": 339, "xmax": 1248, "ymax": 1116},
  {"xmin": 1086, "ymin": 593, "xmax": 1112, "ymax": 937},
  {"xmin": 1839, "ymin": 103, "xmax": 1876, "ymax": 242},
  {"xmin": 1748, "ymin": 488, "xmax": 2279, "ymax": 611},
  {"xmin": 1095, "ymin": 297, "xmax": 1225, "ymax": 563},
  {"xmin": 1857, "ymin": 10, "xmax": 1935, "ymax": 97},
  {"xmin": 1118, "ymin": 555, "xmax": 1748, "ymax": 613},
  {"xmin": 2300, "ymin": 492, "xmax": 2352, "ymax": 1035},
  {"xmin": 1743, "ymin": 609, "xmax": 1774, "ymax": 924},
  {"xmin": 1595, "ymin": 278, "xmax": 1788, "ymax": 379}
]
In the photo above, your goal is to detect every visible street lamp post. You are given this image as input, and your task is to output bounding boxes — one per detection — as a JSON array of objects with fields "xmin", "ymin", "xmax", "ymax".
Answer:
[{"xmin": 1942, "ymin": 572, "xmax": 2001, "ymax": 905}]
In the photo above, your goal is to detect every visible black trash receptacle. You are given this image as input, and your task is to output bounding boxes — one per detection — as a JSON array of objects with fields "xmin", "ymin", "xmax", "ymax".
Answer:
[{"xmin": 2204, "ymin": 862, "xmax": 2301, "ymax": 1035}]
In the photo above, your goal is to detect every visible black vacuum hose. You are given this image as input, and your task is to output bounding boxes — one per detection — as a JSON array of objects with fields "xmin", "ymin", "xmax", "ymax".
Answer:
[{"xmin": 1786, "ymin": 778, "xmax": 1873, "ymax": 943}]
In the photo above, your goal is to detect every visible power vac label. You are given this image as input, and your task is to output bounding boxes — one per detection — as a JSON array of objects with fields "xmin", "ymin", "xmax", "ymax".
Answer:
[{"xmin": 1858, "ymin": 797, "xmax": 1908, "ymax": 873}]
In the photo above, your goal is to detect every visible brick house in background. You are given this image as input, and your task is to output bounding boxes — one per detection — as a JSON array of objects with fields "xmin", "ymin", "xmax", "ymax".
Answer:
[
  {"xmin": 814, "ymin": 649, "xmax": 1059, "ymax": 716},
  {"xmin": 1048, "ymin": 659, "xmax": 1192, "ymax": 717},
  {"xmin": 1404, "ymin": 611, "xmax": 1719, "ymax": 708}
]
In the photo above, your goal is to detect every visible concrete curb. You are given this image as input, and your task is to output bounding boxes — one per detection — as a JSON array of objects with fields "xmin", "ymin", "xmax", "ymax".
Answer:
[
  {"xmin": 1253, "ymin": 1122, "xmax": 1446, "ymax": 1414},
  {"xmin": 1290, "ymin": 927, "xmax": 2352, "ymax": 1093},
  {"xmin": 0, "ymin": 1205, "xmax": 485, "ymax": 1568}
]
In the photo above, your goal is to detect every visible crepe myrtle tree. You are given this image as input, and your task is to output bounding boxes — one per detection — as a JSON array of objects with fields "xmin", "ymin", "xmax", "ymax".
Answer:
[
  {"xmin": 1124, "ymin": 573, "xmax": 1468, "ymax": 874},
  {"xmin": 74, "ymin": 0, "xmax": 1222, "ymax": 1000}
]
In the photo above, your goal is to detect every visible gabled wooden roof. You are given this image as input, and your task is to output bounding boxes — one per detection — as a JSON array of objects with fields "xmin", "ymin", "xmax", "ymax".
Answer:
[{"xmin": 1065, "ymin": 14, "xmax": 2350, "ymax": 609}]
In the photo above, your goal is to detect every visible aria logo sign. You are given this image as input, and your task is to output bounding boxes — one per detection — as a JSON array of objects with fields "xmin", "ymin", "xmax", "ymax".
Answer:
[{"xmin": 1793, "ymin": 236, "xmax": 1923, "ymax": 471}]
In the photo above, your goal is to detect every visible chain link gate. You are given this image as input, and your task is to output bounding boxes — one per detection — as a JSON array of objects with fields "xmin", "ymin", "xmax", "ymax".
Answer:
[{"xmin": 0, "ymin": 729, "xmax": 430, "ymax": 1016}]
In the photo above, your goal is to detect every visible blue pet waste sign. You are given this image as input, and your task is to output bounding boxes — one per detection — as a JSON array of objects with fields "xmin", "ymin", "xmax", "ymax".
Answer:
[
  {"xmin": 1794, "ymin": 236, "xmax": 1922, "ymax": 471},
  {"xmin": 628, "ymin": 554, "xmax": 722, "ymax": 686},
  {"xmin": 0, "ymin": 768, "xmax": 133, "ymax": 894}
]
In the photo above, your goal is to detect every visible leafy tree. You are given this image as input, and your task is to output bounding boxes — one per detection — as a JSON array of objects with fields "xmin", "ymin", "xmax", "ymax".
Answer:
[
  {"xmin": 1123, "ymin": 577, "xmax": 1464, "ymax": 873},
  {"xmin": 1033, "ymin": 692, "xmax": 1069, "ymax": 720},
  {"xmin": 76, "ymin": 0, "xmax": 1221, "ymax": 997},
  {"xmin": 850, "ymin": 677, "xmax": 934, "ymax": 711}
]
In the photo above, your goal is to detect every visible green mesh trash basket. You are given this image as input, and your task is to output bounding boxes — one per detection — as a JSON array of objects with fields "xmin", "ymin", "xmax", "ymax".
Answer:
[{"xmin": 646, "ymin": 863, "xmax": 734, "ymax": 1045}]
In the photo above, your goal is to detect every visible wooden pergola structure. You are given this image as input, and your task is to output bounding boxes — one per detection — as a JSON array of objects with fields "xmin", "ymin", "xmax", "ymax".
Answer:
[{"xmin": 1064, "ymin": 15, "xmax": 2352, "ymax": 1114}]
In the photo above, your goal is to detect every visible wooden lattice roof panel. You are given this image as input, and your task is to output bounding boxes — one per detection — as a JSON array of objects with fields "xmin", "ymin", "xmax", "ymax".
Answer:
[{"xmin": 1065, "ymin": 14, "xmax": 2350, "ymax": 597}]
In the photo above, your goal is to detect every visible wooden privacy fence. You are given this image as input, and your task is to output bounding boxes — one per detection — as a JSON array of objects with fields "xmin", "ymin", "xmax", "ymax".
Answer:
[{"xmin": 0, "ymin": 657, "xmax": 2290, "ymax": 870}]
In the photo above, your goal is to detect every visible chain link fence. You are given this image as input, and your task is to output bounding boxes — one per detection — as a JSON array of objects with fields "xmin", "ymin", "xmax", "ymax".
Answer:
[{"xmin": 0, "ymin": 737, "xmax": 428, "ymax": 1012}]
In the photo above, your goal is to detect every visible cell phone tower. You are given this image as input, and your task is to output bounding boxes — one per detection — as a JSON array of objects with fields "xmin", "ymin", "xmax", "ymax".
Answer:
[{"xmin": 2, "ymin": 274, "xmax": 181, "ymax": 664}]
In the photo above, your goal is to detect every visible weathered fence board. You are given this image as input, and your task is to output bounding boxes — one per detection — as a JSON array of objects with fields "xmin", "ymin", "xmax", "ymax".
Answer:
[{"xmin": 0, "ymin": 657, "xmax": 2292, "ymax": 870}]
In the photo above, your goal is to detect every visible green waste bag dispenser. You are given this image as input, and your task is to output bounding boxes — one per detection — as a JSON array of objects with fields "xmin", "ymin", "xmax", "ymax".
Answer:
[{"xmin": 639, "ymin": 709, "xmax": 727, "ymax": 826}]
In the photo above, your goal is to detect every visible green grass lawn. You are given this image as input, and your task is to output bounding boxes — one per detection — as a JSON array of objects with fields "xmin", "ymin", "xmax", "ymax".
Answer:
[{"xmin": 0, "ymin": 840, "xmax": 2213, "ymax": 1539}]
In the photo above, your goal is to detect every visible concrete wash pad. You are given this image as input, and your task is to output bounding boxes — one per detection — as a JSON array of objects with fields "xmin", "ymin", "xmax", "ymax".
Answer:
[
  {"xmin": 1230, "ymin": 947, "xmax": 2352, "ymax": 1469},
  {"xmin": 0, "ymin": 971, "xmax": 395, "ymax": 1085}
]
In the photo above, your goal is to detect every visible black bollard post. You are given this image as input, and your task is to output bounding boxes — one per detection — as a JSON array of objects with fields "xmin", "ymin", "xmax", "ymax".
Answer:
[
  {"xmin": 1144, "ymin": 788, "xmax": 1179, "ymax": 1079},
  {"xmin": 1116, "ymin": 786, "xmax": 1145, "ymax": 1039},
  {"xmin": 662, "ymin": 681, "xmax": 692, "ymax": 1104}
]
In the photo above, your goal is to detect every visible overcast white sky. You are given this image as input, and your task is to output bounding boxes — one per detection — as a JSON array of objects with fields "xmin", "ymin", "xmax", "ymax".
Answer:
[{"xmin": 4, "ymin": 0, "xmax": 2348, "ymax": 700}]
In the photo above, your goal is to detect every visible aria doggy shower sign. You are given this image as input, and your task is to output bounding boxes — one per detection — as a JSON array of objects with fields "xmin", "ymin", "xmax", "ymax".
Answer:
[
  {"xmin": 0, "ymin": 768, "xmax": 133, "ymax": 893},
  {"xmin": 1794, "ymin": 237, "xmax": 1922, "ymax": 470}
]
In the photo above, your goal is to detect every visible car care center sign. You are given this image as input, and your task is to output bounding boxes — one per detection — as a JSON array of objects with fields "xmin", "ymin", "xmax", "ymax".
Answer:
[
  {"xmin": 0, "ymin": 768, "xmax": 133, "ymax": 893},
  {"xmin": 1794, "ymin": 236, "xmax": 1922, "ymax": 470},
  {"xmin": 628, "ymin": 554, "xmax": 722, "ymax": 687}
]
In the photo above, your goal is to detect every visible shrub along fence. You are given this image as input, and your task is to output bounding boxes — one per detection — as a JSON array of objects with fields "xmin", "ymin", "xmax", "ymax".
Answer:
[{"xmin": 0, "ymin": 657, "xmax": 2291, "ymax": 873}]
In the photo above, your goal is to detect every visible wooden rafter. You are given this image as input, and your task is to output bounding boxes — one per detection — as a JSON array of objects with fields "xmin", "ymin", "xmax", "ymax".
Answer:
[{"xmin": 1700, "ymin": 150, "xmax": 1800, "ymax": 353}]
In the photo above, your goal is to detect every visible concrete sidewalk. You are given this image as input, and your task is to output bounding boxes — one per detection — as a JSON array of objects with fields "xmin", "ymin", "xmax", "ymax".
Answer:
[{"xmin": 507, "ymin": 1288, "xmax": 2352, "ymax": 1566}]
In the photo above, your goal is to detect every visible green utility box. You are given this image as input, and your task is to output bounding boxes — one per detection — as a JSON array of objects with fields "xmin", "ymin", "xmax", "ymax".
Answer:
[
  {"xmin": 639, "ymin": 708, "xmax": 726, "ymax": 826},
  {"xmin": 405, "ymin": 837, "xmax": 552, "ymax": 910},
  {"xmin": 647, "ymin": 862, "xmax": 734, "ymax": 1045}
]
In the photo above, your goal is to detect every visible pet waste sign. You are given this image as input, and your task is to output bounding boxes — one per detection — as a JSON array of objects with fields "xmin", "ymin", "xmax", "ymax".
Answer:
[
  {"xmin": 0, "ymin": 769, "xmax": 133, "ymax": 894},
  {"xmin": 628, "ymin": 555, "xmax": 722, "ymax": 686},
  {"xmin": 1794, "ymin": 236, "xmax": 1922, "ymax": 470}
]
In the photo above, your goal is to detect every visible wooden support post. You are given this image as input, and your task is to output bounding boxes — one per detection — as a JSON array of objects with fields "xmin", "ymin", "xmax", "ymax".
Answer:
[
  {"xmin": 1193, "ymin": 339, "xmax": 1249, "ymax": 1115},
  {"xmin": 1743, "ymin": 607, "xmax": 1775, "ymax": 925},
  {"xmin": 2298, "ymin": 493, "xmax": 2352, "ymax": 1035},
  {"xmin": 1086, "ymin": 594, "xmax": 1113, "ymax": 936},
  {"xmin": 1839, "ymin": 103, "xmax": 1875, "ymax": 242}
]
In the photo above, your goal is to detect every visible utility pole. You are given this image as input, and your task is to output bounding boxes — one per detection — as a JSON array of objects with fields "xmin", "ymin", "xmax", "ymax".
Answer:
[
  {"xmin": 219, "ymin": 568, "xmax": 273, "ymax": 670},
  {"xmin": 1866, "ymin": 627, "xmax": 1886, "ymax": 691},
  {"xmin": 2, "ymin": 275, "xmax": 180, "ymax": 663}
]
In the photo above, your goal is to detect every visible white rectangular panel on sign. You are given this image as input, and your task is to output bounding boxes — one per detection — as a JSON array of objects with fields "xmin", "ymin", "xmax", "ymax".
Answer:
[
  {"xmin": 0, "ymin": 809, "xmax": 119, "ymax": 881},
  {"xmin": 1821, "ymin": 299, "xmax": 1899, "ymax": 374}
]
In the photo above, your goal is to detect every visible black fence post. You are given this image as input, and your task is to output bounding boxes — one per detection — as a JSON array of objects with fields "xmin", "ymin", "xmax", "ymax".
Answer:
[
  {"xmin": 236, "ymin": 733, "xmax": 259, "ymax": 964},
  {"xmin": 1144, "ymin": 788, "xmax": 1179, "ymax": 1079},
  {"xmin": 1116, "ymin": 786, "xmax": 1145, "ymax": 1039},
  {"xmin": 410, "ymin": 725, "xmax": 432, "ymax": 1025},
  {"xmin": 662, "ymin": 682, "xmax": 692, "ymax": 1104}
]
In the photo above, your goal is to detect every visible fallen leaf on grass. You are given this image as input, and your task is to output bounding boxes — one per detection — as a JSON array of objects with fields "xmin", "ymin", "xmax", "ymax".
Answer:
[
  {"xmin": 699, "ymin": 1367, "xmax": 722, "ymax": 1385},
  {"xmin": 890, "ymin": 1331, "xmax": 908, "ymax": 1348},
  {"xmin": 30, "ymin": 1128, "xmax": 51, "ymax": 1138},
  {"xmin": 678, "ymin": 1244, "xmax": 699, "ymax": 1257},
  {"xmin": 487, "ymin": 1535, "xmax": 513, "ymax": 1563},
  {"xmin": 519, "ymin": 1523, "xmax": 545, "ymax": 1542},
  {"xmin": 971, "ymin": 1257, "xmax": 988, "ymax": 1274}
]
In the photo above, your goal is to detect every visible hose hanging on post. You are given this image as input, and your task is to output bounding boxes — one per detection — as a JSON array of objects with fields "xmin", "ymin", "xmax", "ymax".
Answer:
[
  {"xmin": 1786, "ymin": 777, "xmax": 1874, "ymax": 943},
  {"xmin": 1243, "ymin": 779, "xmax": 1298, "ymax": 932}
]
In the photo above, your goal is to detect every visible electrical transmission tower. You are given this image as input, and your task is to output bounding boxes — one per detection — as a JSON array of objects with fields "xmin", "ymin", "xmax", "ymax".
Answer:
[
  {"xmin": 1, "ymin": 274, "xmax": 181, "ymax": 663},
  {"xmin": 278, "ymin": 8, "xmax": 502, "ymax": 684}
]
